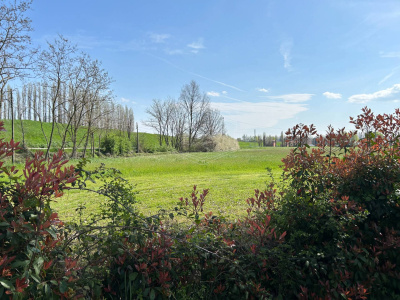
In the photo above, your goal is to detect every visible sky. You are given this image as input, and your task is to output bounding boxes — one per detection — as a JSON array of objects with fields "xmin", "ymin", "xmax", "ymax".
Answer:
[{"xmin": 27, "ymin": 0, "xmax": 400, "ymax": 138}]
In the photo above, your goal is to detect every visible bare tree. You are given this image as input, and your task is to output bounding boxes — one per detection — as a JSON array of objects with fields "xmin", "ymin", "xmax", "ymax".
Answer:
[
  {"xmin": 81, "ymin": 58, "xmax": 113, "ymax": 158},
  {"xmin": 0, "ymin": 0, "xmax": 34, "ymax": 116},
  {"xmin": 37, "ymin": 35, "xmax": 76, "ymax": 158},
  {"xmin": 169, "ymin": 100, "xmax": 186, "ymax": 151},
  {"xmin": 144, "ymin": 99, "xmax": 166, "ymax": 146},
  {"xmin": 202, "ymin": 108, "xmax": 225, "ymax": 137},
  {"xmin": 179, "ymin": 80, "xmax": 210, "ymax": 151}
]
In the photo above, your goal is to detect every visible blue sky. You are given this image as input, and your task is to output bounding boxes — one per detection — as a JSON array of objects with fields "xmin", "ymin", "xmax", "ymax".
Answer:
[{"xmin": 28, "ymin": 0, "xmax": 400, "ymax": 138}]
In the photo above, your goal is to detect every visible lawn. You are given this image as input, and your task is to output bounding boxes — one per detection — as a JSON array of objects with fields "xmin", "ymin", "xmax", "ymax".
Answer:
[{"xmin": 53, "ymin": 147, "xmax": 292, "ymax": 221}]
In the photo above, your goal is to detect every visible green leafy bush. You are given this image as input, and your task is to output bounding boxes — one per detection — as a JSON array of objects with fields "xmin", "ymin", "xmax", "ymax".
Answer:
[
  {"xmin": 101, "ymin": 134, "xmax": 133, "ymax": 155},
  {"xmin": 0, "ymin": 121, "xmax": 80, "ymax": 299}
]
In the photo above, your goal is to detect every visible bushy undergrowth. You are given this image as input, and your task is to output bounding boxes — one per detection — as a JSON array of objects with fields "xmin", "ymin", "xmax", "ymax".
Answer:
[
  {"xmin": 1, "ymin": 107, "xmax": 400, "ymax": 299},
  {"xmin": 100, "ymin": 134, "xmax": 133, "ymax": 156}
]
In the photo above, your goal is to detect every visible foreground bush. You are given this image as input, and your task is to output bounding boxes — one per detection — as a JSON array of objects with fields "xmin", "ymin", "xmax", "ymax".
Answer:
[
  {"xmin": 1, "ymin": 107, "xmax": 400, "ymax": 299},
  {"xmin": 0, "ymin": 123, "xmax": 80, "ymax": 298}
]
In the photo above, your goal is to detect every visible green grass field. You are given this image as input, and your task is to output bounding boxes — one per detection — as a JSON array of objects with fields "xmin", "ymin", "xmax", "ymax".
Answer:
[
  {"xmin": 0, "ymin": 119, "xmax": 292, "ymax": 221},
  {"xmin": 53, "ymin": 147, "xmax": 292, "ymax": 221}
]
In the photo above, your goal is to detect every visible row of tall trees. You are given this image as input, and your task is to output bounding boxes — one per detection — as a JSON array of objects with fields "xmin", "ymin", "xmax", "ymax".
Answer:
[
  {"xmin": 0, "ymin": 82, "xmax": 134, "ymax": 157},
  {"xmin": 144, "ymin": 80, "xmax": 225, "ymax": 151},
  {"xmin": 0, "ymin": 1, "xmax": 135, "ymax": 158},
  {"xmin": 240, "ymin": 132, "xmax": 286, "ymax": 147}
]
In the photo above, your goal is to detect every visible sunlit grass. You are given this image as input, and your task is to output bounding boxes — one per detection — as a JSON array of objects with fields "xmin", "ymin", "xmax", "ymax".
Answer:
[{"xmin": 53, "ymin": 148, "xmax": 292, "ymax": 221}]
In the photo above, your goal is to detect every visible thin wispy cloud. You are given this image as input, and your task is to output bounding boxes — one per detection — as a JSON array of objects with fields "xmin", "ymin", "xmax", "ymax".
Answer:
[
  {"xmin": 378, "ymin": 66, "xmax": 400, "ymax": 85},
  {"xmin": 192, "ymin": 73, "xmax": 244, "ymax": 92},
  {"xmin": 187, "ymin": 38, "xmax": 205, "ymax": 50},
  {"xmin": 146, "ymin": 53, "xmax": 245, "ymax": 92},
  {"xmin": 280, "ymin": 40, "xmax": 293, "ymax": 71},
  {"xmin": 211, "ymin": 101, "xmax": 308, "ymax": 132},
  {"xmin": 348, "ymin": 83, "xmax": 400, "ymax": 103},
  {"xmin": 222, "ymin": 91, "xmax": 227, "ymax": 95},
  {"xmin": 164, "ymin": 48, "xmax": 184, "ymax": 55},
  {"xmin": 268, "ymin": 93, "xmax": 313, "ymax": 103},
  {"xmin": 121, "ymin": 97, "xmax": 136, "ymax": 104},
  {"xmin": 323, "ymin": 92, "xmax": 342, "ymax": 99},
  {"xmin": 257, "ymin": 88, "xmax": 269, "ymax": 93},
  {"xmin": 222, "ymin": 95, "xmax": 246, "ymax": 103},
  {"xmin": 187, "ymin": 38, "xmax": 205, "ymax": 54},
  {"xmin": 379, "ymin": 72, "xmax": 394, "ymax": 85},
  {"xmin": 149, "ymin": 33, "xmax": 171, "ymax": 43},
  {"xmin": 207, "ymin": 91, "xmax": 220, "ymax": 97},
  {"xmin": 380, "ymin": 51, "xmax": 400, "ymax": 58},
  {"xmin": 365, "ymin": 10, "xmax": 400, "ymax": 28}
]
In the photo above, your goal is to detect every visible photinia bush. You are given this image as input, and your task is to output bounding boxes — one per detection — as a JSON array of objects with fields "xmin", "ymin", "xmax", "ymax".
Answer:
[
  {"xmin": 281, "ymin": 107, "xmax": 400, "ymax": 299},
  {"xmin": 0, "ymin": 121, "xmax": 81, "ymax": 299}
]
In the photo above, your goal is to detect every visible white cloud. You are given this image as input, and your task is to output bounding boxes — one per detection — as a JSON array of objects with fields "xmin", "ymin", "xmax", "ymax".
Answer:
[
  {"xmin": 222, "ymin": 91, "xmax": 227, "ymax": 94},
  {"xmin": 348, "ymin": 83, "xmax": 400, "ymax": 103},
  {"xmin": 257, "ymin": 88, "xmax": 269, "ymax": 93},
  {"xmin": 121, "ymin": 97, "xmax": 130, "ymax": 103},
  {"xmin": 268, "ymin": 93, "xmax": 313, "ymax": 103},
  {"xmin": 149, "ymin": 33, "xmax": 170, "ymax": 43},
  {"xmin": 211, "ymin": 101, "xmax": 308, "ymax": 134},
  {"xmin": 380, "ymin": 51, "xmax": 400, "ymax": 58},
  {"xmin": 164, "ymin": 48, "xmax": 184, "ymax": 55},
  {"xmin": 280, "ymin": 40, "xmax": 293, "ymax": 71},
  {"xmin": 207, "ymin": 91, "xmax": 220, "ymax": 97},
  {"xmin": 187, "ymin": 38, "xmax": 205, "ymax": 50},
  {"xmin": 323, "ymin": 92, "xmax": 342, "ymax": 99}
]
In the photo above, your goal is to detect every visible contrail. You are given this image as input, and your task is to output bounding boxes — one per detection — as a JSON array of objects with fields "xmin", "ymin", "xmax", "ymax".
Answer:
[
  {"xmin": 221, "ymin": 95, "xmax": 246, "ymax": 103},
  {"xmin": 146, "ymin": 53, "xmax": 245, "ymax": 92}
]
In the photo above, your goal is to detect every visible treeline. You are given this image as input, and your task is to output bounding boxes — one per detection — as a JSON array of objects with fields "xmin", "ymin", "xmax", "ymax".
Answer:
[
  {"xmin": 144, "ymin": 80, "xmax": 225, "ymax": 152},
  {"xmin": 0, "ymin": 0, "xmax": 135, "ymax": 159},
  {"xmin": 239, "ymin": 131, "xmax": 286, "ymax": 147},
  {"xmin": 1, "ymin": 82, "xmax": 134, "ymax": 157}
]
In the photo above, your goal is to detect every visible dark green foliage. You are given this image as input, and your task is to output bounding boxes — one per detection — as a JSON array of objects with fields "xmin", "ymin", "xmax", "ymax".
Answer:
[{"xmin": 101, "ymin": 134, "xmax": 133, "ymax": 155}]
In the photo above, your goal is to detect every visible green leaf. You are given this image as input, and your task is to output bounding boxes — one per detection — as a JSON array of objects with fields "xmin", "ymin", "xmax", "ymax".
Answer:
[
  {"xmin": 31, "ymin": 273, "xmax": 40, "ymax": 283},
  {"xmin": 45, "ymin": 227, "xmax": 57, "ymax": 239},
  {"xmin": 34, "ymin": 264, "xmax": 40, "ymax": 276},
  {"xmin": 44, "ymin": 283, "xmax": 50, "ymax": 296},
  {"xmin": 150, "ymin": 288, "xmax": 156, "ymax": 300},
  {"xmin": 0, "ymin": 222, "xmax": 9, "ymax": 227},
  {"xmin": 0, "ymin": 279, "xmax": 12, "ymax": 289},
  {"xmin": 11, "ymin": 260, "xmax": 29, "ymax": 268},
  {"xmin": 59, "ymin": 280, "xmax": 68, "ymax": 293},
  {"xmin": 129, "ymin": 272, "xmax": 138, "ymax": 282}
]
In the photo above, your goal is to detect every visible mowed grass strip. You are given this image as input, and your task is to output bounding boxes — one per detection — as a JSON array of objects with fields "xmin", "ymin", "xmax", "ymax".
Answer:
[{"xmin": 53, "ymin": 148, "xmax": 292, "ymax": 220}]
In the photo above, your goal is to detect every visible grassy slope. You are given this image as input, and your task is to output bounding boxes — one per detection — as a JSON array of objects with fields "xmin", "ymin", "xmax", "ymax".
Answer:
[
  {"xmin": 54, "ymin": 148, "xmax": 291, "ymax": 220},
  {"xmin": 0, "ymin": 119, "xmax": 161, "ymax": 151}
]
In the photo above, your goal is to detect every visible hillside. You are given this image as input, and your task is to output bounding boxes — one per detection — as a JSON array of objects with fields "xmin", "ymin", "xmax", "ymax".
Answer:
[{"xmin": 0, "ymin": 119, "xmax": 162, "ymax": 154}]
